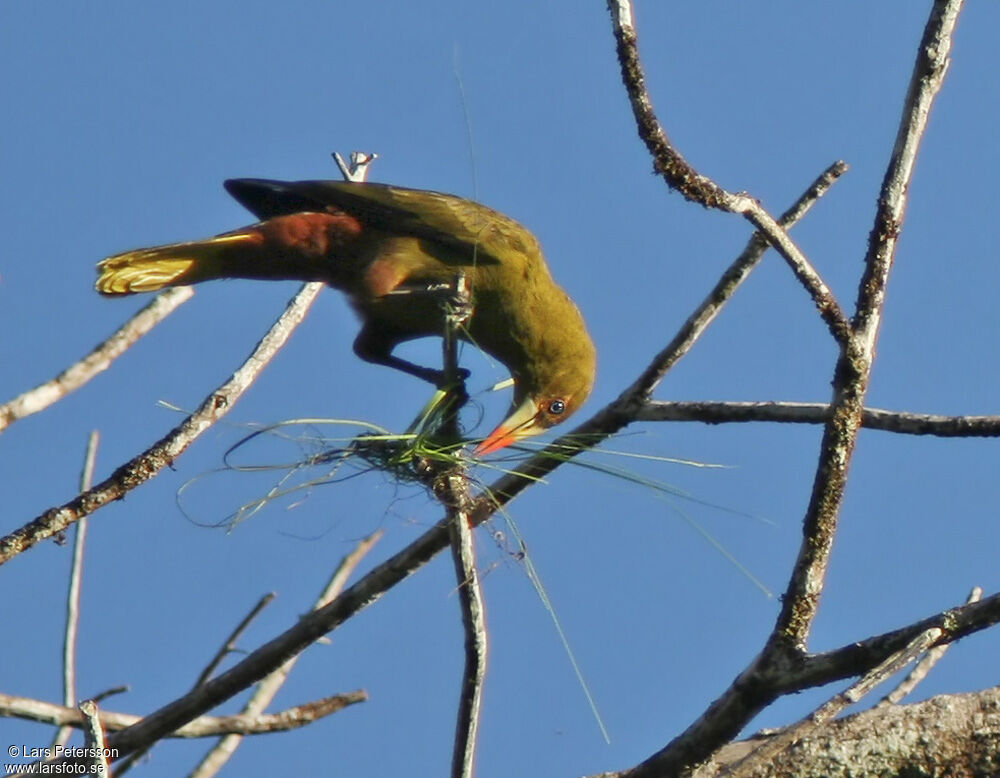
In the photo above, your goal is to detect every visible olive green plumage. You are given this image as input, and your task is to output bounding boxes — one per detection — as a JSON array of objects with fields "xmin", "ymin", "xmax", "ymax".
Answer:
[{"xmin": 97, "ymin": 179, "xmax": 596, "ymax": 452}]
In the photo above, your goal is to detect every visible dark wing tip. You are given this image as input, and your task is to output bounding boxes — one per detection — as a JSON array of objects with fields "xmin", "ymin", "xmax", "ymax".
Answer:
[
  {"xmin": 223, "ymin": 178, "xmax": 271, "ymax": 196},
  {"xmin": 223, "ymin": 179, "xmax": 327, "ymax": 220}
]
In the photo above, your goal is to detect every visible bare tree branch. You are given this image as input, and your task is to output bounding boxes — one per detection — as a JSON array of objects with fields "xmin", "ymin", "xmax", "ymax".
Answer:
[
  {"xmin": 588, "ymin": 589, "xmax": 1000, "ymax": 778},
  {"xmin": 188, "ymin": 531, "xmax": 381, "ymax": 778},
  {"xmin": 428, "ymin": 273, "xmax": 488, "ymax": 778},
  {"xmin": 626, "ymin": 161, "xmax": 847, "ymax": 403},
  {"xmin": 5, "ymin": 141, "xmax": 853, "ymax": 771},
  {"xmin": 0, "ymin": 282, "xmax": 323, "ymax": 567},
  {"xmin": 29, "ymin": 157, "xmax": 846, "ymax": 770},
  {"xmin": 686, "ymin": 686, "xmax": 1000, "ymax": 778},
  {"xmin": 599, "ymin": 1, "xmax": 968, "ymax": 775},
  {"xmin": 6, "ymin": 6, "xmax": 983, "ymax": 769},
  {"xmin": 617, "ymin": 585, "xmax": 998, "ymax": 778},
  {"xmin": 52, "ymin": 430, "xmax": 101, "ymax": 750},
  {"xmin": 443, "ymin": 474, "xmax": 486, "ymax": 778},
  {"xmin": 877, "ymin": 586, "xmax": 982, "ymax": 708},
  {"xmin": 723, "ymin": 628, "xmax": 942, "ymax": 776},
  {"xmin": 0, "ymin": 288, "xmax": 192, "ymax": 434},
  {"xmin": 89, "ymin": 686, "xmax": 130, "ymax": 705},
  {"xmin": 771, "ymin": 0, "xmax": 964, "ymax": 651},
  {"xmin": 465, "ymin": 158, "xmax": 850, "ymax": 525},
  {"xmin": 637, "ymin": 400, "xmax": 1000, "ymax": 437},
  {"xmin": 38, "ymin": 526, "xmax": 998, "ymax": 774},
  {"xmin": 114, "ymin": 593, "xmax": 279, "ymax": 776},
  {"xmin": 1, "ymin": 691, "xmax": 365, "ymax": 737},
  {"xmin": 78, "ymin": 700, "xmax": 110, "ymax": 774},
  {"xmin": 193, "ymin": 593, "xmax": 277, "ymax": 691},
  {"xmin": 794, "ymin": 589, "xmax": 1000, "ymax": 693},
  {"xmin": 604, "ymin": 0, "xmax": 850, "ymax": 344},
  {"xmin": 29, "ymin": 581, "xmax": 964, "ymax": 767}
]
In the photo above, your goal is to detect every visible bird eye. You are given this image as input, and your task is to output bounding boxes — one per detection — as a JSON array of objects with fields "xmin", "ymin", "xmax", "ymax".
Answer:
[{"xmin": 547, "ymin": 399, "xmax": 566, "ymax": 415}]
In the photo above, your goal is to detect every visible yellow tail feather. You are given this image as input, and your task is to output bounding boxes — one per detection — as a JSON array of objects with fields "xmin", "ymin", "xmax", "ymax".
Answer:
[{"xmin": 95, "ymin": 234, "xmax": 253, "ymax": 296}]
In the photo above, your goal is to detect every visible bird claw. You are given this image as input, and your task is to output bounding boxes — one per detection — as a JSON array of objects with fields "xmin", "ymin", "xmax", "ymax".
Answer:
[
  {"xmin": 444, "ymin": 275, "xmax": 473, "ymax": 326},
  {"xmin": 445, "ymin": 296, "xmax": 473, "ymax": 327},
  {"xmin": 390, "ymin": 278, "xmax": 473, "ymax": 325}
]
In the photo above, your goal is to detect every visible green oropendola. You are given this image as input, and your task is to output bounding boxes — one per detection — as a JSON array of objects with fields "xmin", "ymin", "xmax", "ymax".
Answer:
[{"xmin": 96, "ymin": 179, "xmax": 596, "ymax": 454}]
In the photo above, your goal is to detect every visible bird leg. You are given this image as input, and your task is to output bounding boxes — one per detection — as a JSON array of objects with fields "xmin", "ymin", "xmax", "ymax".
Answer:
[
  {"xmin": 436, "ymin": 273, "xmax": 472, "ymax": 442},
  {"xmin": 353, "ymin": 280, "xmax": 474, "ymax": 389},
  {"xmin": 354, "ymin": 275, "xmax": 474, "ymax": 388},
  {"xmin": 352, "ymin": 328, "xmax": 468, "ymax": 387}
]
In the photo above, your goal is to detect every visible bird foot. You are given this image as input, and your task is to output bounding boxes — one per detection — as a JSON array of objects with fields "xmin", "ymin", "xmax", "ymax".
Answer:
[
  {"xmin": 408, "ymin": 364, "xmax": 470, "ymax": 389},
  {"xmin": 390, "ymin": 277, "xmax": 473, "ymax": 326}
]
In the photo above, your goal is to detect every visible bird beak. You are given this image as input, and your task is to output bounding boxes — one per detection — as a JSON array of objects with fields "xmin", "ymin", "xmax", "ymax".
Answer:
[{"xmin": 474, "ymin": 396, "xmax": 543, "ymax": 456}]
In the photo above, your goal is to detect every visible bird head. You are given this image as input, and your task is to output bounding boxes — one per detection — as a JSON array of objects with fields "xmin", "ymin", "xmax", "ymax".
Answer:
[{"xmin": 474, "ymin": 321, "xmax": 596, "ymax": 456}]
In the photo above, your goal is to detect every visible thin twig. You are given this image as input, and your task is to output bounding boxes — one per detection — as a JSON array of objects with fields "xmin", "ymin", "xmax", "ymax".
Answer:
[
  {"xmin": 625, "ymin": 161, "xmax": 847, "ymax": 403},
  {"xmin": 78, "ymin": 700, "xmax": 111, "ymax": 774},
  {"xmin": 434, "ymin": 273, "xmax": 486, "ymax": 778},
  {"xmin": 115, "ymin": 593, "xmax": 279, "ymax": 776},
  {"xmin": 333, "ymin": 151, "xmax": 378, "ymax": 182},
  {"xmin": 443, "ymin": 475, "xmax": 486, "ymax": 778},
  {"xmin": 194, "ymin": 593, "xmax": 277, "ymax": 689},
  {"xmin": 877, "ymin": 586, "xmax": 982, "ymax": 708},
  {"xmin": 89, "ymin": 686, "xmax": 130, "ymax": 705},
  {"xmin": 723, "ymin": 628, "xmax": 943, "ymax": 777},
  {"xmin": 605, "ymin": 0, "xmax": 850, "ymax": 343},
  {"xmin": 774, "ymin": 589, "xmax": 1000, "ymax": 693},
  {"xmin": 740, "ymin": 203, "xmax": 849, "ymax": 343},
  {"xmin": 0, "ymin": 287, "xmax": 193, "ymax": 434},
  {"xmin": 188, "ymin": 532, "xmax": 381, "ymax": 778},
  {"xmin": 0, "ymin": 282, "xmax": 323, "ymax": 567},
  {"xmin": 52, "ymin": 430, "xmax": 101, "ymax": 750},
  {"xmin": 637, "ymin": 400, "xmax": 1000, "ymax": 437},
  {"xmin": 2, "ymin": 691, "xmax": 365, "ymax": 737}
]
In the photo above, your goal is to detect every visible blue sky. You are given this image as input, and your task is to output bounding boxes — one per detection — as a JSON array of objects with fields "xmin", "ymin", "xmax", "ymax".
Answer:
[{"xmin": 2, "ymin": 2, "xmax": 999, "ymax": 775}]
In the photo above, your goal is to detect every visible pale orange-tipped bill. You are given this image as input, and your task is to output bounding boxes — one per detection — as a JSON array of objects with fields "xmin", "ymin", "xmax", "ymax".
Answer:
[{"xmin": 473, "ymin": 396, "xmax": 543, "ymax": 456}]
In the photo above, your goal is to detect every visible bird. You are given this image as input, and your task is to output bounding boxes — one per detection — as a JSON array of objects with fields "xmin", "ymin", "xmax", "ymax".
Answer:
[{"xmin": 96, "ymin": 179, "xmax": 596, "ymax": 455}]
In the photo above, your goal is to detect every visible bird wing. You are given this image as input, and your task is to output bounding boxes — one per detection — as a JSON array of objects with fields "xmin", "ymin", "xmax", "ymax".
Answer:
[{"xmin": 224, "ymin": 179, "xmax": 538, "ymax": 266}]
